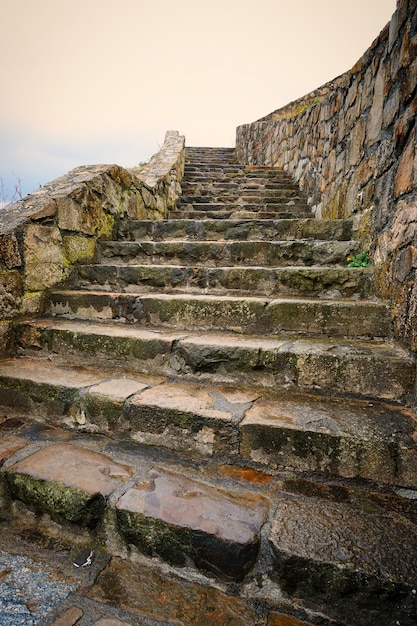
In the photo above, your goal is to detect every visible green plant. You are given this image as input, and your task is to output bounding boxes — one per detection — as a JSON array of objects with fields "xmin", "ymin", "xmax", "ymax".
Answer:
[{"xmin": 346, "ymin": 251, "xmax": 370, "ymax": 268}]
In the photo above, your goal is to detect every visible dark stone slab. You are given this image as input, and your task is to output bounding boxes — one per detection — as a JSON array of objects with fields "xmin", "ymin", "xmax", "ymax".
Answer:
[{"xmin": 116, "ymin": 469, "xmax": 268, "ymax": 581}]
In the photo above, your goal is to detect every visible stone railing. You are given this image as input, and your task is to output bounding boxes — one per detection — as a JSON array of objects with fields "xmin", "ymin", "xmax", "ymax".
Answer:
[
  {"xmin": 236, "ymin": 0, "xmax": 417, "ymax": 353},
  {"xmin": 0, "ymin": 130, "xmax": 185, "ymax": 355}
]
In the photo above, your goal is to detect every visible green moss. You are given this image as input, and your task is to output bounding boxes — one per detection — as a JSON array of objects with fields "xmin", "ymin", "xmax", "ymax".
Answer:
[
  {"xmin": 63, "ymin": 236, "xmax": 97, "ymax": 267},
  {"xmin": 5, "ymin": 472, "xmax": 105, "ymax": 525}
]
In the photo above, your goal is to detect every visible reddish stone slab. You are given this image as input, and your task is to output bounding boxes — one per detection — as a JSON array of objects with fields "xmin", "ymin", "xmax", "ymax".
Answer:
[{"xmin": 116, "ymin": 469, "xmax": 268, "ymax": 581}]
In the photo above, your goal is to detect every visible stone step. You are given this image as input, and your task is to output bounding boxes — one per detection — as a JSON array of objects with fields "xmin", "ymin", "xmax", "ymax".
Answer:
[
  {"xmin": 117, "ymin": 218, "xmax": 354, "ymax": 242},
  {"xmin": 176, "ymin": 202, "xmax": 309, "ymax": 213},
  {"xmin": 183, "ymin": 168, "xmax": 287, "ymax": 179},
  {"xmin": 180, "ymin": 191, "xmax": 303, "ymax": 203},
  {"xmin": 1, "ymin": 423, "xmax": 416, "ymax": 623},
  {"xmin": 1, "ymin": 358, "xmax": 416, "ymax": 488},
  {"xmin": 46, "ymin": 290, "xmax": 392, "ymax": 339},
  {"xmin": 169, "ymin": 209, "xmax": 313, "ymax": 220},
  {"xmin": 14, "ymin": 319, "xmax": 415, "ymax": 402},
  {"xmin": 73, "ymin": 263, "xmax": 373, "ymax": 299},
  {"xmin": 181, "ymin": 181, "xmax": 300, "ymax": 193},
  {"xmin": 97, "ymin": 239, "xmax": 361, "ymax": 268}
]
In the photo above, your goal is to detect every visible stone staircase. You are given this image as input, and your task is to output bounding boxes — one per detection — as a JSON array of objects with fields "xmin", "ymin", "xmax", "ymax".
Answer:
[{"xmin": 0, "ymin": 147, "xmax": 417, "ymax": 625}]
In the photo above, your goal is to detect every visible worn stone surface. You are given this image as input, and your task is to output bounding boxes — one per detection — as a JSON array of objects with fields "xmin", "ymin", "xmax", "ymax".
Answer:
[
  {"xmin": 4, "ymin": 443, "xmax": 132, "ymax": 524},
  {"xmin": 87, "ymin": 556, "xmax": 256, "ymax": 624},
  {"xmin": 116, "ymin": 469, "xmax": 268, "ymax": 580},
  {"xmin": 269, "ymin": 496, "xmax": 417, "ymax": 622},
  {"xmin": 240, "ymin": 394, "xmax": 417, "ymax": 487},
  {"xmin": 235, "ymin": 0, "xmax": 417, "ymax": 357},
  {"xmin": 267, "ymin": 613, "xmax": 314, "ymax": 626}
]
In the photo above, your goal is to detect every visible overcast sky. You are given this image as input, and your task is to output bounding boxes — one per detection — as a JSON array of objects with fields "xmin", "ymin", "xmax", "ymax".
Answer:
[{"xmin": 0, "ymin": 0, "xmax": 396, "ymax": 197}]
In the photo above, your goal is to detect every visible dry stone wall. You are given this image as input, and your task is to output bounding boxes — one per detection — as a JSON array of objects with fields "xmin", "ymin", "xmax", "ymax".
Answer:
[
  {"xmin": 236, "ymin": 0, "xmax": 417, "ymax": 353},
  {"xmin": 0, "ymin": 130, "xmax": 185, "ymax": 355}
]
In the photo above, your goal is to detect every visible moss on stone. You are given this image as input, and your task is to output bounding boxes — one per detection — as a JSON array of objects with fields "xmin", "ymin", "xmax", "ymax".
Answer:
[{"xmin": 4, "ymin": 471, "xmax": 105, "ymax": 526}]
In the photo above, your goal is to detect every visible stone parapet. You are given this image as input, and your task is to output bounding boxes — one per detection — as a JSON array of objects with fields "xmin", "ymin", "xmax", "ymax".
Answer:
[
  {"xmin": 236, "ymin": 0, "xmax": 417, "ymax": 353},
  {"xmin": 0, "ymin": 130, "xmax": 185, "ymax": 354}
]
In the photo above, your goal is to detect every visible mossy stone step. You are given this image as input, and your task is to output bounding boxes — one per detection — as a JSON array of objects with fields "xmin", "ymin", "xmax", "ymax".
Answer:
[
  {"xmin": 176, "ymin": 202, "xmax": 309, "ymax": 213},
  {"xmin": 169, "ymin": 209, "xmax": 312, "ymax": 219},
  {"xmin": 1, "ymin": 358, "xmax": 416, "ymax": 487},
  {"xmin": 74, "ymin": 263, "xmax": 373, "ymax": 298},
  {"xmin": 117, "ymin": 218, "xmax": 354, "ymax": 242},
  {"xmin": 98, "ymin": 239, "xmax": 360, "ymax": 268},
  {"xmin": 15, "ymin": 319, "xmax": 415, "ymax": 402},
  {"xmin": 47, "ymin": 290, "xmax": 392, "ymax": 339}
]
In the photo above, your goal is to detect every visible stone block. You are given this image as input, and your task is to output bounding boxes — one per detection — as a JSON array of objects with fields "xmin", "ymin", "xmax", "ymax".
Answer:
[
  {"xmin": 126, "ymin": 382, "xmax": 253, "ymax": 456},
  {"xmin": 0, "ymin": 233, "xmax": 21, "ymax": 269},
  {"xmin": 116, "ymin": 469, "xmax": 268, "ymax": 581},
  {"xmin": 240, "ymin": 394, "xmax": 417, "ymax": 487},
  {"xmin": 269, "ymin": 496, "xmax": 417, "ymax": 600},
  {"xmin": 23, "ymin": 224, "xmax": 63, "ymax": 291},
  {"xmin": 4, "ymin": 443, "xmax": 132, "ymax": 525},
  {"xmin": 394, "ymin": 129, "xmax": 415, "ymax": 197},
  {"xmin": 86, "ymin": 556, "xmax": 255, "ymax": 624},
  {"xmin": 0, "ymin": 269, "xmax": 23, "ymax": 319}
]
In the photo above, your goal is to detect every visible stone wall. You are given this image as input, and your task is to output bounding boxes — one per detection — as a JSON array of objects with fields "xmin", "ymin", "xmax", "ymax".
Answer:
[
  {"xmin": 0, "ymin": 130, "xmax": 185, "ymax": 355},
  {"xmin": 236, "ymin": 0, "xmax": 417, "ymax": 353}
]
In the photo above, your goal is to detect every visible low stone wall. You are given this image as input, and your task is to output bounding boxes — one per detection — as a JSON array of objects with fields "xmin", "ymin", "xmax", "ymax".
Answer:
[
  {"xmin": 236, "ymin": 0, "xmax": 417, "ymax": 353},
  {"xmin": 0, "ymin": 130, "xmax": 185, "ymax": 355}
]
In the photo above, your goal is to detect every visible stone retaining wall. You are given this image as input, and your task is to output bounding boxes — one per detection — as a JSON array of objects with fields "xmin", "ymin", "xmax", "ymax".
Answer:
[
  {"xmin": 0, "ymin": 130, "xmax": 185, "ymax": 354},
  {"xmin": 236, "ymin": 0, "xmax": 417, "ymax": 353}
]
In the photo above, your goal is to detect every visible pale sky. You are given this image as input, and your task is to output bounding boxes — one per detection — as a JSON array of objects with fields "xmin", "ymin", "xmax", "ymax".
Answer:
[{"xmin": 0, "ymin": 0, "xmax": 396, "ymax": 197}]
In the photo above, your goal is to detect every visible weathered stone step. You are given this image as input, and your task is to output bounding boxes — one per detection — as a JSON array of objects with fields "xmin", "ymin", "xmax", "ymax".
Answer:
[
  {"xmin": 180, "ymin": 190, "xmax": 302, "ymax": 203},
  {"xmin": 183, "ymin": 168, "xmax": 287, "ymax": 179},
  {"xmin": 169, "ymin": 209, "xmax": 312, "ymax": 220},
  {"xmin": 1, "ymin": 358, "xmax": 416, "ymax": 488},
  {"xmin": 74, "ymin": 263, "xmax": 373, "ymax": 299},
  {"xmin": 15, "ymin": 319, "xmax": 415, "ymax": 402},
  {"xmin": 0, "ymin": 438, "xmax": 267, "ymax": 582},
  {"xmin": 97, "ymin": 239, "xmax": 361, "ymax": 268},
  {"xmin": 2, "ymin": 423, "xmax": 416, "ymax": 623},
  {"xmin": 47, "ymin": 290, "xmax": 391, "ymax": 339},
  {"xmin": 269, "ymin": 492, "xmax": 417, "ymax": 618},
  {"xmin": 176, "ymin": 202, "xmax": 309, "ymax": 213},
  {"xmin": 117, "ymin": 218, "xmax": 354, "ymax": 242}
]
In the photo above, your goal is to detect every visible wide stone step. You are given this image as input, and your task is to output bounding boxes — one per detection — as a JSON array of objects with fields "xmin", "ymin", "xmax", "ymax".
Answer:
[
  {"xmin": 181, "ymin": 180, "xmax": 300, "ymax": 191},
  {"xmin": 180, "ymin": 191, "xmax": 302, "ymax": 203},
  {"xmin": 98, "ymin": 239, "xmax": 361, "ymax": 268},
  {"xmin": 176, "ymin": 202, "xmax": 309, "ymax": 213},
  {"xmin": 169, "ymin": 209, "xmax": 312, "ymax": 220},
  {"xmin": 14, "ymin": 319, "xmax": 415, "ymax": 402},
  {"xmin": 1, "ymin": 425, "xmax": 416, "ymax": 623},
  {"xmin": 74, "ymin": 263, "xmax": 373, "ymax": 298},
  {"xmin": 117, "ymin": 218, "xmax": 354, "ymax": 242},
  {"xmin": 1, "ymin": 358, "xmax": 416, "ymax": 487},
  {"xmin": 0, "ymin": 438, "xmax": 267, "ymax": 582},
  {"xmin": 47, "ymin": 290, "xmax": 392, "ymax": 338}
]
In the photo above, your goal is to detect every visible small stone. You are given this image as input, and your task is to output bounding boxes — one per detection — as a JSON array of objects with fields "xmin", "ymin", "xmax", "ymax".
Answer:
[{"xmin": 50, "ymin": 606, "xmax": 84, "ymax": 626}]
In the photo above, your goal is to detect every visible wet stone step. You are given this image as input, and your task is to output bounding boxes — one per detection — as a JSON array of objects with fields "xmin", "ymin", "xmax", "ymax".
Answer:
[
  {"xmin": 14, "ymin": 319, "xmax": 415, "ymax": 402},
  {"xmin": 74, "ymin": 263, "xmax": 374, "ymax": 299},
  {"xmin": 0, "ymin": 358, "xmax": 416, "ymax": 487},
  {"xmin": 176, "ymin": 202, "xmax": 309, "ymax": 212},
  {"xmin": 116, "ymin": 468, "xmax": 269, "ymax": 581},
  {"xmin": 47, "ymin": 290, "xmax": 392, "ymax": 339},
  {"xmin": 97, "ymin": 239, "xmax": 361, "ymax": 268},
  {"xmin": 169, "ymin": 209, "xmax": 312, "ymax": 220},
  {"xmin": 3, "ymin": 443, "xmax": 133, "ymax": 525},
  {"xmin": 117, "ymin": 218, "xmax": 354, "ymax": 242},
  {"xmin": 240, "ymin": 393, "xmax": 417, "ymax": 487},
  {"xmin": 269, "ymin": 495, "xmax": 417, "ymax": 621}
]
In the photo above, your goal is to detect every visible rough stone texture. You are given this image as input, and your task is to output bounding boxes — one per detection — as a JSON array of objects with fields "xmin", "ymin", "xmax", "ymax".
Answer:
[
  {"xmin": 87, "ymin": 556, "xmax": 256, "ymax": 624},
  {"xmin": 116, "ymin": 469, "xmax": 268, "ymax": 581},
  {"xmin": 267, "ymin": 614, "xmax": 314, "ymax": 626},
  {"xmin": 240, "ymin": 394, "xmax": 417, "ymax": 487},
  {"xmin": 236, "ymin": 0, "xmax": 417, "ymax": 361},
  {"xmin": 0, "ymin": 131, "xmax": 184, "ymax": 345},
  {"xmin": 4, "ymin": 443, "xmax": 132, "ymax": 525},
  {"xmin": 126, "ymin": 382, "xmax": 255, "ymax": 456},
  {"xmin": 269, "ymin": 495, "xmax": 417, "ymax": 622}
]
